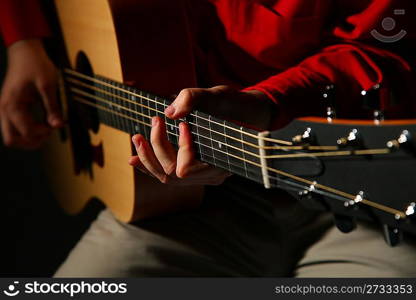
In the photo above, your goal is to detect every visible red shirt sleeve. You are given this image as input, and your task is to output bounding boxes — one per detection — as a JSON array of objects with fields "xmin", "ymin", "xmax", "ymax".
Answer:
[
  {"xmin": 0, "ymin": 0, "xmax": 51, "ymax": 47},
  {"xmin": 243, "ymin": 0, "xmax": 416, "ymax": 128}
]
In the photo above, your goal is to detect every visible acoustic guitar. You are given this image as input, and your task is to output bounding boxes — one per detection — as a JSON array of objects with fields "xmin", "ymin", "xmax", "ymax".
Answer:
[{"xmin": 46, "ymin": 0, "xmax": 416, "ymax": 246}]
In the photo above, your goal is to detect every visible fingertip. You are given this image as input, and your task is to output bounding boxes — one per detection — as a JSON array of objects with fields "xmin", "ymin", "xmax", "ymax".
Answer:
[
  {"xmin": 128, "ymin": 156, "xmax": 140, "ymax": 165},
  {"xmin": 49, "ymin": 117, "xmax": 64, "ymax": 128},
  {"xmin": 164, "ymin": 104, "xmax": 176, "ymax": 118},
  {"xmin": 132, "ymin": 134, "xmax": 144, "ymax": 152},
  {"xmin": 132, "ymin": 134, "xmax": 142, "ymax": 143},
  {"xmin": 151, "ymin": 116, "xmax": 159, "ymax": 127}
]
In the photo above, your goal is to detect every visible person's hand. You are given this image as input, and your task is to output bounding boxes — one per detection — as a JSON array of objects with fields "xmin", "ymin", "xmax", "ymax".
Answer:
[
  {"xmin": 128, "ymin": 85, "xmax": 274, "ymax": 186},
  {"xmin": 0, "ymin": 39, "xmax": 63, "ymax": 149}
]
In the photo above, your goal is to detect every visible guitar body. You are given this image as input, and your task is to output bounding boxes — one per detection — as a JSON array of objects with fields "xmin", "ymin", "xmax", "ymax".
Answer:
[{"xmin": 45, "ymin": 0, "xmax": 204, "ymax": 222}]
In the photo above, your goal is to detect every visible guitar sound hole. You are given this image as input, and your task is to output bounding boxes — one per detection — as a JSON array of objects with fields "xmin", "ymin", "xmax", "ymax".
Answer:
[{"xmin": 67, "ymin": 51, "xmax": 104, "ymax": 178}]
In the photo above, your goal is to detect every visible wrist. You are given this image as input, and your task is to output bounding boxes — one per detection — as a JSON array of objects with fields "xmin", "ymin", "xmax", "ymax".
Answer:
[{"xmin": 7, "ymin": 39, "xmax": 47, "ymax": 61}]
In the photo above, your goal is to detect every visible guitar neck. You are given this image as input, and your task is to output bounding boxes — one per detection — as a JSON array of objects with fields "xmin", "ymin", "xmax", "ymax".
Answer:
[{"xmin": 64, "ymin": 70, "xmax": 265, "ymax": 184}]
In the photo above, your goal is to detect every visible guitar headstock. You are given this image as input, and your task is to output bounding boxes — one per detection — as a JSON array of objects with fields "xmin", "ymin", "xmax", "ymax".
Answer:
[{"xmin": 267, "ymin": 116, "xmax": 416, "ymax": 246}]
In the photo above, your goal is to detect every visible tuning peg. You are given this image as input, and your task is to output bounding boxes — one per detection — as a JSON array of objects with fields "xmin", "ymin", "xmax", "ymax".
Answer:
[
  {"xmin": 405, "ymin": 202, "xmax": 416, "ymax": 217},
  {"xmin": 336, "ymin": 129, "xmax": 361, "ymax": 148},
  {"xmin": 322, "ymin": 84, "xmax": 336, "ymax": 121},
  {"xmin": 292, "ymin": 128, "xmax": 314, "ymax": 145},
  {"xmin": 382, "ymin": 224, "xmax": 402, "ymax": 247},
  {"xmin": 298, "ymin": 182, "xmax": 328, "ymax": 211},
  {"xmin": 387, "ymin": 130, "xmax": 411, "ymax": 150},
  {"xmin": 361, "ymin": 84, "xmax": 384, "ymax": 123},
  {"xmin": 333, "ymin": 214, "xmax": 356, "ymax": 233}
]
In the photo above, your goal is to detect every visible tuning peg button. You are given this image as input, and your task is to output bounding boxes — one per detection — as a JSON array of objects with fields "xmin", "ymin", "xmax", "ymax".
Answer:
[
  {"xmin": 387, "ymin": 130, "xmax": 410, "ymax": 150},
  {"xmin": 405, "ymin": 202, "xmax": 415, "ymax": 217},
  {"xmin": 337, "ymin": 129, "xmax": 361, "ymax": 147},
  {"xmin": 292, "ymin": 128, "xmax": 313, "ymax": 145}
]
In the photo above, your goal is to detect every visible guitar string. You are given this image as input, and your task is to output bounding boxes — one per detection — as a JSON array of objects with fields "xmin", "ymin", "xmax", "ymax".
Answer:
[
  {"xmin": 66, "ymin": 77, "xmax": 339, "ymax": 152},
  {"xmin": 69, "ymin": 86, "xmax": 393, "ymax": 160},
  {"xmin": 67, "ymin": 71, "xmax": 392, "ymax": 158},
  {"xmin": 64, "ymin": 68, "xmax": 292, "ymax": 145},
  {"xmin": 71, "ymin": 82, "xmax": 391, "ymax": 215},
  {"xmin": 71, "ymin": 95, "xmax": 406, "ymax": 218},
  {"xmin": 70, "ymin": 86, "xmax": 262, "ymax": 160}
]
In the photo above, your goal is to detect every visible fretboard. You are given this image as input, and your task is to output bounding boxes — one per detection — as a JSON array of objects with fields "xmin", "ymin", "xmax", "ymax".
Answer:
[{"xmin": 64, "ymin": 70, "xmax": 264, "ymax": 184}]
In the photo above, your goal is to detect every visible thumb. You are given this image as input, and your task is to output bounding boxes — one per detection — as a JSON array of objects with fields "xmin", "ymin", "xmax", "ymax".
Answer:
[
  {"xmin": 164, "ymin": 88, "xmax": 214, "ymax": 119},
  {"xmin": 37, "ymin": 80, "xmax": 63, "ymax": 128}
]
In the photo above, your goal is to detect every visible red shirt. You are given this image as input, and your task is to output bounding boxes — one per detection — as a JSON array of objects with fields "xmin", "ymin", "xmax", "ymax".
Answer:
[
  {"xmin": 1, "ymin": 0, "xmax": 414, "ymax": 127},
  {"xmin": 0, "ymin": 0, "xmax": 50, "ymax": 46}
]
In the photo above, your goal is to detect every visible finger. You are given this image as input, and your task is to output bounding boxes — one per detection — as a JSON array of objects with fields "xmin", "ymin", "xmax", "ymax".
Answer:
[
  {"xmin": 1, "ymin": 117, "xmax": 17, "ymax": 147},
  {"xmin": 132, "ymin": 134, "xmax": 168, "ymax": 183},
  {"xmin": 37, "ymin": 79, "xmax": 63, "ymax": 128},
  {"xmin": 0, "ymin": 117, "xmax": 41, "ymax": 149},
  {"xmin": 9, "ymin": 107, "xmax": 50, "ymax": 141},
  {"xmin": 150, "ymin": 117, "xmax": 177, "ymax": 175},
  {"xmin": 164, "ymin": 88, "xmax": 208, "ymax": 119},
  {"xmin": 176, "ymin": 122, "xmax": 197, "ymax": 178}
]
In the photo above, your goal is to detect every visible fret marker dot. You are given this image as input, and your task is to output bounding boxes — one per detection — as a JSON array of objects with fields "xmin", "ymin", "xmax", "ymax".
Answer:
[
  {"xmin": 218, "ymin": 142, "xmax": 222, "ymax": 149},
  {"xmin": 132, "ymin": 96, "xmax": 136, "ymax": 101},
  {"xmin": 135, "ymin": 125, "xmax": 139, "ymax": 132},
  {"xmin": 170, "ymin": 125, "xmax": 174, "ymax": 131}
]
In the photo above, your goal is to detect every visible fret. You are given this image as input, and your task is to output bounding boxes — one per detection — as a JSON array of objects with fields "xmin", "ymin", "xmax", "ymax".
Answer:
[
  {"xmin": 116, "ymin": 82, "xmax": 128, "ymax": 132},
  {"xmin": 191, "ymin": 111, "xmax": 205, "ymax": 163},
  {"xmin": 154, "ymin": 95, "xmax": 164, "ymax": 119},
  {"xmin": 222, "ymin": 121, "xmax": 234, "ymax": 173},
  {"xmin": 125, "ymin": 86, "xmax": 136, "ymax": 134},
  {"xmin": 240, "ymin": 127, "xmax": 249, "ymax": 179},
  {"xmin": 100, "ymin": 77, "xmax": 114, "ymax": 128},
  {"xmin": 111, "ymin": 80, "xmax": 121, "ymax": 130},
  {"xmin": 147, "ymin": 93, "xmax": 156, "ymax": 125},
  {"xmin": 106, "ymin": 79, "xmax": 115, "ymax": 129},
  {"xmin": 154, "ymin": 96, "xmax": 174, "ymax": 145},
  {"xmin": 105, "ymin": 79, "xmax": 119, "ymax": 129},
  {"xmin": 132, "ymin": 89, "xmax": 144, "ymax": 135},
  {"xmin": 163, "ymin": 98, "xmax": 176, "ymax": 144},
  {"xmin": 139, "ymin": 91, "xmax": 150, "ymax": 139},
  {"xmin": 223, "ymin": 121, "xmax": 263, "ymax": 182},
  {"xmin": 208, "ymin": 115, "xmax": 230, "ymax": 170},
  {"xmin": 165, "ymin": 117, "xmax": 179, "ymax": 145},
  {"xmin": 193, "ymin": 111, "xmax": 215, "ymax": 165},
  {"xmin": 93, "ymin": 76, "xmax": 107, "ymax": 126},
  {"xmin": 111, "ymin": 81, "xmax": 121, "ymax": 131},
  {"xmin": 174, "ymin": 119, "xmax": 180, "ymax": 146},
  {"xmin": 207, "ymin": 116, "xmax": 218, "ymax": 167}
]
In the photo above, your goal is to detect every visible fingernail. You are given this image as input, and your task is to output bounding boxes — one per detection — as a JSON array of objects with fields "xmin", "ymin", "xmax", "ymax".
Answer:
[
  {"xmin": 128, "ymin": 156, "xmax": 135, "ymax": 165},
  {"xmin": 49, "ymin": 117, "xmax": 61, "ymax": 127},
  {"xmin": 132, "ymin": 135, "xmax": 142, "ymax": 148},
  {"xmin": 151, "ymin": 117, "xmax": 158, "ymax": 127},
  {"xmin": 164, "ymin": 104, "xmax": 175, "ymax": 117}
]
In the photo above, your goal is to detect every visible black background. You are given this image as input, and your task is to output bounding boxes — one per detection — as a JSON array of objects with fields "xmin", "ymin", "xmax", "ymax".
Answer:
[{"xmin": 0, "ymin": 41, "xmax": 100, "ymax": 276}]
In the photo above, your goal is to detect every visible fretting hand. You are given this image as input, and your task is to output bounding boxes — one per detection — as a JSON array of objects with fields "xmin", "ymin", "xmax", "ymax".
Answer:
[{"xmin": 128, "ymin": 85, "xmax": 274, "ymax": 186}]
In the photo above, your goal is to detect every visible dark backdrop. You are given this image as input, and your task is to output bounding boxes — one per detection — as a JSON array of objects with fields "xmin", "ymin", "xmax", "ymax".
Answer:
[{"xmin": 0, "ymin": 41, "xmax": 100, "ymax": 277}]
